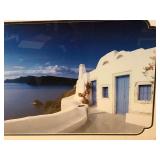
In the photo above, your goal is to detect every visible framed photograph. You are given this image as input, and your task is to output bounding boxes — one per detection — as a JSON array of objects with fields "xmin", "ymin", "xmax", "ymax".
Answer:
[{"xmin": 4, "ymin": 20, "xmax": 156, "ymax": 139}]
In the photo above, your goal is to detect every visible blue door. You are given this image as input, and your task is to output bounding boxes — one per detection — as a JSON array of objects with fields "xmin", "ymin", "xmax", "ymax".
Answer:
[
  {"xmin": 116, "ymin": 75, "xmax": 129, "ymax": 114},
  {"xmin": 91, "ymin": 80, "xmax": 97, "ymax": 105}
]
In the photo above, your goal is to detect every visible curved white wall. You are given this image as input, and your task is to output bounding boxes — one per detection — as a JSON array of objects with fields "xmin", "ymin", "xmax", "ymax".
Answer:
[{"xmin": 5, "ymin": 106, "xmax": 87, "ymax": 134}]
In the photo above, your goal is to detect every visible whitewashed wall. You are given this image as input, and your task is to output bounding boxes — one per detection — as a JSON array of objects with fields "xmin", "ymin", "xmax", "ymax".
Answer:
[
  {"xmin": 88, "ymin": 48, "xmax": 155, "ymax": 127},
  {"xmin": 5, "ymin": 107, "xmax": 87, "ymax": 134}
]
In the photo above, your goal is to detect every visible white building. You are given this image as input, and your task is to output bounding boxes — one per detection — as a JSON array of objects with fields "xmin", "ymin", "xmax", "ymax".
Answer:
[{"xmin": 62, "ymin": 47, "xmax": 156, "ymax": 127}]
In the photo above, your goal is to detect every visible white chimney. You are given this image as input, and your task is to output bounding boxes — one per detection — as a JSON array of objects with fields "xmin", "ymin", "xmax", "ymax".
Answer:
[{"xmin": 78, "ymin": 64, "xmax": 86, "ymax": 80}]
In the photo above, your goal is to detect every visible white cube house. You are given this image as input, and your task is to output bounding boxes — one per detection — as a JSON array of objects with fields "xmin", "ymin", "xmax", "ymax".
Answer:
[{"xmin": 74, "ymin": 47, "xmax": 156, "ymax": 127}]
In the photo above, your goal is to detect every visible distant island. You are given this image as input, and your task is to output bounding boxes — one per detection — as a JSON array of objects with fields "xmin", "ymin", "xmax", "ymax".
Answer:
[{"xmin": 4, "ymin": 76, "xmax": 77, "ymax": 86}]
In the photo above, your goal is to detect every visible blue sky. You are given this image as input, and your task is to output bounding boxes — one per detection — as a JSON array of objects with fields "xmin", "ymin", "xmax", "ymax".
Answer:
[{"xmin": 4, "ymin": 21, "xmax": 156, "ymax": 79}]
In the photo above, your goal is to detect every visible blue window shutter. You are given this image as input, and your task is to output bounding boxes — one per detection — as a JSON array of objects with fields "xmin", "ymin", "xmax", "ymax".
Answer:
[
  {"xmin": 103, "ymin": 87, "xmax": 108, "ymax": 97},
  {"xmin": 147, "ymin": 85, "xmax": 151, "ymax": 100},
  {"xmin": 138, "ymin": 85, "xmax": 151, "ymax": 101}
]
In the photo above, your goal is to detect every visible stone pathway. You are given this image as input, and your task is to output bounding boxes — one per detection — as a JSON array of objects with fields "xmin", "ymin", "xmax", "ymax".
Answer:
[{"xmin": 72, "ymin": 112, "xmax": 143, "ymax": 134}]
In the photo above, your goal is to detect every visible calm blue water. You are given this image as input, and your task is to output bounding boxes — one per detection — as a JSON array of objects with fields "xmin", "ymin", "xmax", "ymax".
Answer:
[{"xmin": 4, "ymin": 83, "xmax": 73, "ymax": 120}]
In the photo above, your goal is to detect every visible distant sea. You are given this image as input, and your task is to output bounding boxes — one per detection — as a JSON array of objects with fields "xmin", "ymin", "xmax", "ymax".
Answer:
[{"xmin": 4, "ymin": 83, "xmax": 73, "ymax": 120}]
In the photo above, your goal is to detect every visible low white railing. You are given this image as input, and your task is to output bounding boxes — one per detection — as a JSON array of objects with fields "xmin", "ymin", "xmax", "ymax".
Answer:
[{"xmin": 5, "ymin": 106, "xmax": 87, "ymax": 134}]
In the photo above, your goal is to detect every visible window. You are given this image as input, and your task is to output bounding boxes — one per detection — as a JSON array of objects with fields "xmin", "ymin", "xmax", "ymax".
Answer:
[
  {"xmin": 138, "ymin": 84, "xmax": 151, "ymax": 101},
  {"xmin": 102, "ymin": 87, "xmax": 108, "ymax": 98}
]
